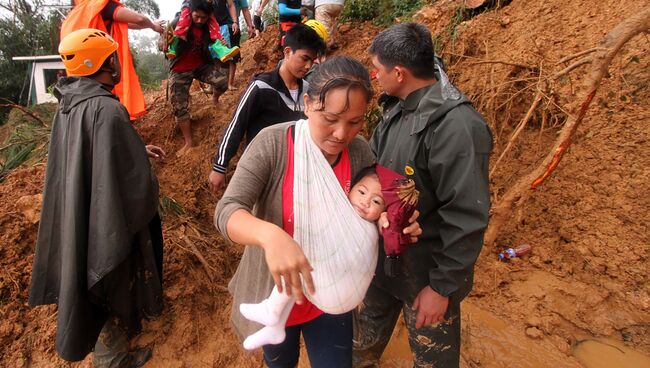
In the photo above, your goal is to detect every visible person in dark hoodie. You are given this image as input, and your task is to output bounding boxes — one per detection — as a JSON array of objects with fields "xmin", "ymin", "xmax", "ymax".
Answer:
[
  {"xmin": 353, "ymin": 23, "xmax": 493, "ymax": 368},
  {"xmin": 207, "ymin": 22, "xmax": 326, "ymax": 192},
  {"xmin": 28, "ymin": 28, "xmax": 164, "ymax": 368}
]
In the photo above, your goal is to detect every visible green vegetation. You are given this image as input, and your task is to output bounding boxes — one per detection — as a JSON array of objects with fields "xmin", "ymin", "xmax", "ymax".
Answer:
[
  {"xmin": 159, "ymin": 195, "xmax": 185, "ymax": 218},
  {"xmin": 0, "ymin": 103, "xmax": 55, "ymax": 182},
  {"xmin": 0, "ymin": 1, "xmax": 163, "ymax": 123},
  {"xmin": 123, "ymin": 0, "xmax": 160, "ymax": 19},
  {"xmin": 432, "ymin": 4, "xmax": 465, "ymax": 52},
  {"xmin": 340, "ymin": 0, "xmax": 425, "ymax": 27},
  {"xmin": 262, "ymin": 0, "xmax": 279, "ymax": 26},
  {"xmin": 362, "ymin": 105, "xmax": 382, "ymax": 138},
  {"xmin": 0, "ymin": 0, "xmax": 62, "ymax": 122},
  {"xmin": 132, "ymin": 48, "xmax": 168, "ymax": 90}
]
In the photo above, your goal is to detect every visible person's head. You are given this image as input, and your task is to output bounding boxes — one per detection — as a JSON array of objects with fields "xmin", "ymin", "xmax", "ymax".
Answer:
[
  {"xmin": 349, "ymin": 166, "xmax": 385, "ymax": 221},
  {"xmin": 190, "ymin": 0, "xmax": 212, "ymax": 26},
  {"xmin": 303, "ymin": 56, "xmax": 373, "ymax": 163},
  {"xmin": 369, "ymin": 23, "xmax": 437, "ymax": 98},
  {"xmin": 282, "ymin": 23, "xmax": 327, "ymax": 79},
  {"xmin": 58, "ymin": 28, "xmax": 121, "ymax": 86},
  {"xmin": 303, "ymin": 19, "xmax": 330, "ymax": 45}
]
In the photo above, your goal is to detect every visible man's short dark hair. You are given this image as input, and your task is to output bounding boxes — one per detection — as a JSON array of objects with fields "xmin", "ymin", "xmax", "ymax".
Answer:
[
  {"xmin": 284, "ymin": 23, "xmax": 327, "ymax": 56},
  {"xmin": 369, "ymin": 22, "xmax": 436, "ymax": 80},
  {"xmin": 190, "ymin": 0, "xmax": 212, "ymax": 13}
]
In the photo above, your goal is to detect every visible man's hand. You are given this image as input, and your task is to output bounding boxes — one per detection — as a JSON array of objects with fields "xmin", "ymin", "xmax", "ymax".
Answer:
[
  {"xmin": 231, "ymin": 22, "xmax": 239, "ymax": 35},
  {"xmin": 247, "ymin": 24, "xmax": 255, "ymax": 38},
  {"xmin": 404, "ymin": 210, "xmax": 422, "ymax": 243},
  {"xmin": 152, "ymin": 20, "xmax": 166, "ymax": 34},
  {"xmin": 208, "ymin": 170, "xmax": 226, "ymax": 192},
  {"xmin": 377, "ymin": 210, "xmax": 423, "ymax": 243},
  {"xmin": 412, "ymin": 286, "xmax": 449, "ymax": 329},
  {"xmin": 145, "ymin": 145, "xmax": 165, "ymax": 160}
]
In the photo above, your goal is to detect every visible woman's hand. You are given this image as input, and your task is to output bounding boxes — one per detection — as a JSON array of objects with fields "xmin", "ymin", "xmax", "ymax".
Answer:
[
  {"xmin": 260, "ymin": 226, "xmax": 315, "ymax": 304},
  {"xmin": 225, "ymin": 210, "xmax": 315, "ymax": 304}
]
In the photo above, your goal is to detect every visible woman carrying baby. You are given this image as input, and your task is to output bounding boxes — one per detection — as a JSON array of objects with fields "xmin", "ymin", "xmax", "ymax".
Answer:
[{"xmin": 215, "ymin": 55, "xmax": 420, "ymax": 368}]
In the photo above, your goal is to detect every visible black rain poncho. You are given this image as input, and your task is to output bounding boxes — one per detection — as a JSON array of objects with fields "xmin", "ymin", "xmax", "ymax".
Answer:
[{"xmin": 28, "ymin": 77, "xmax": 164, "ymax": 361}]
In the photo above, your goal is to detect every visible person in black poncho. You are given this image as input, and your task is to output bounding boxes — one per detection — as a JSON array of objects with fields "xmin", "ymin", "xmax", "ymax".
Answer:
[{"xmin": 28, "ymin": 28, "xmax": 165, "ymax": 368}]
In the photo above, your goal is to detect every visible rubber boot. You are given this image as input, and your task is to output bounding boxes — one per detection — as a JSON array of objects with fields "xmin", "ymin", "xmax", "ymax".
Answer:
[
  {"xmin": 208, "ymin": 41, "xmax": 240, "ymax": 63},
  {"xmin": 166, "ymin": 37, "xmax": 180, "ymax": 59}
]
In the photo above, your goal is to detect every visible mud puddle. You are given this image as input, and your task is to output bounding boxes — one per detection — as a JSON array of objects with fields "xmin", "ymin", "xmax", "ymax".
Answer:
[
  {"xmin": 573, "ymin": 338, "xmax": 650, "ymax": 368},
  {"xmin": 380, "ymin": 301, "xmax": 583, "ymax": 367}
]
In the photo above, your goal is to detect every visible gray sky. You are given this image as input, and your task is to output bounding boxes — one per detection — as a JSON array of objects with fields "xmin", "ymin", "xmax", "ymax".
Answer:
[
  {"xmin": 156, "ymin": 0, "xmax": 183, "ymax": 21},
  {"xmin": 131, "ymin": 0, "xmax": 183, "ymax": 51}
]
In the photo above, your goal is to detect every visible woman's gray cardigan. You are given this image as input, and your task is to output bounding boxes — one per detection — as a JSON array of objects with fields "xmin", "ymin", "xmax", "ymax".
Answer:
[{"xmin": 214, "ymin": 121, "xmax": 375, "ymax": 341}]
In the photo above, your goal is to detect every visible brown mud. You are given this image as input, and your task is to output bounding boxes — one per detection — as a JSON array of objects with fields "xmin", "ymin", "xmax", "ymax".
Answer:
[{"xmin": 1, "ymin": 0, "xmax": 649, "ymax": 366}]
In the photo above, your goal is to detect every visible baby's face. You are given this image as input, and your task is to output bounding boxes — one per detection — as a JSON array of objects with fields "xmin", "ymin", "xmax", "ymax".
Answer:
[{"xmin": 349, "ymin": 174, "xmax": 386, "ymax": 221}]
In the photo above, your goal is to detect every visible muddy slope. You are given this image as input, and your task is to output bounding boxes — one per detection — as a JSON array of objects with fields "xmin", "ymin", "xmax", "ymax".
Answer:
[{"xmin": 0, "ymin": 0, "xmax": 648, "ymax": 366}]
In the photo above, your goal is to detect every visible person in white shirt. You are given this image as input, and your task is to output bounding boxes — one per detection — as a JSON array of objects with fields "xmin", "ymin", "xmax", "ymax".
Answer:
[{"xmin": 315, "ymin": 0, "xmax": 344, "ymax": 49}]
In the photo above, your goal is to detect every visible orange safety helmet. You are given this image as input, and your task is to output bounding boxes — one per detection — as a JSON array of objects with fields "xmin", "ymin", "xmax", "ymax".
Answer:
[
  {"xmin": 303, "ymin": 19, "xmax": 330, "ymax": 44},
  {"xmin": 59, "ymin": 28, "xmax": 119, "ymax": 77}
]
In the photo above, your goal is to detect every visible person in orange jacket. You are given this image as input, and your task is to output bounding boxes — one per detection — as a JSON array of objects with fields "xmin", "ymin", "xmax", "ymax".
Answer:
[{"xmin": 61, "ymin": 0, "xmax": 165, "ymax": 120}]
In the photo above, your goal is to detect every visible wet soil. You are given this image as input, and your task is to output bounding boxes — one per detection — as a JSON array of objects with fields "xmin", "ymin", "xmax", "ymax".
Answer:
[{"xmin": 1, "ymin": 0, "xmax": 649, "ymax": 366}]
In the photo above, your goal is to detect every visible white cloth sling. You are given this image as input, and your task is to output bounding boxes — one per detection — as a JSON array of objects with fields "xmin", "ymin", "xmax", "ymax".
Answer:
[
  {"xmin": 238, "ymin": 119, "xmax": 378, "ymax": 350},
  {"xmin": 293, "ymin": 119, "xmax": 378, "ymax": 313}
]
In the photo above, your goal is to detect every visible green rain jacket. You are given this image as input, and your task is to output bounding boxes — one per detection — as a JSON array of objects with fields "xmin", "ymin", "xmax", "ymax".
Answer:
[
  {"xmin": 370, "ymin": 82, "xmax": 492, "ymax": 304},
  {"xmin": 28, "ymin": 77, "xmax": 163, "ymax": 361}
]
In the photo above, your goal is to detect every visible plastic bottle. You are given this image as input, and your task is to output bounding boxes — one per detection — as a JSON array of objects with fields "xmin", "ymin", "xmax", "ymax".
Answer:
[{"xmin": 498, "ymin": 244, "xmax": 532, "ymax": 261}]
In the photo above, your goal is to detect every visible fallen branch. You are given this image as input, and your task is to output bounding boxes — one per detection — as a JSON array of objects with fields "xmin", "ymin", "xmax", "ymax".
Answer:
[
  {"xmin": 489, "ymin": 90, "xmax": 543, "ymax": 178},
  {"xmin": 485, "ymin": 8, "xmax": 650, "ymax": 246},
  {"xmin": 468, "ymin": 59, "xmax": 538, "ymax": 71},
  {"xmin": 555, "ymin": 47, "xmax": 606, "ymax": 64},
  {"xmin": 443, "ymin": 51, "xmax": 537, "ymax": 71},
  {"xmin": 145, "ymin": 94, "xmax": 165, "ymax": 112},
  {"xmin": 182, "ymin": 235, "xmax": 215, "ymax": 282},
  {"xmin": 0, "ymin": 99, "xmax": 46, "ymax": 127},
  {"xmin": 552, "ymin": 57, "xmax": 593, "ymax": 79}
]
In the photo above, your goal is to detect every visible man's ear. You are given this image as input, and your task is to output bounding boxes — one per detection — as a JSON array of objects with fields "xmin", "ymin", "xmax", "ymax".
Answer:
[
  {"xmin": 283, "ymin": 46, "xmax": 292, "ymax": 59},
  {"xmin": 394, "ymin": 66, "xmax": 407, "ymax": 83}
]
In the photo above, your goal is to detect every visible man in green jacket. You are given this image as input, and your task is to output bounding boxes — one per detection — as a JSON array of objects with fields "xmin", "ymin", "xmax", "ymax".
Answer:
[
  {"xmin": 353, "ymin": 23, "xmax": 493, "ymax": 368},
  {"xmin": 29, "ymin": 29, "xmax": 164, "ymax": 368}
]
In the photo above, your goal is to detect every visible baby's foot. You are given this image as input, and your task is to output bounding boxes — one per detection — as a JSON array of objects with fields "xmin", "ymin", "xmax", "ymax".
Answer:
[
  {"xmin": 242, "ymin": 325, "xmax": 286, "ymax": 350},
  {"xmin": 239, "ymin": 300, "xmax": 283, "ymax": 326}
]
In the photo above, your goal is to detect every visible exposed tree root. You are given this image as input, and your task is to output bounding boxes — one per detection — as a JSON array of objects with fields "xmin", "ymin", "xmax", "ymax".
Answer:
[{"xmin": 485, "ymin": 8, "xmax": 650, "ymax": 246}]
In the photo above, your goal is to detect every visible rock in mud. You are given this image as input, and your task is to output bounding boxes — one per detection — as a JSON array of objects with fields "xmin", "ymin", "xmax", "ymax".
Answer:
[
  {"xmin": 525, "ymin": 316, "xmax": 542, "ymax": 327},
  {"xmin": 15, "ymin": 194, "xmax": 42, "ymax": 224},
  {"xmin": 525, "ymin": 326, "xmax": 544, "ymax": 339}
]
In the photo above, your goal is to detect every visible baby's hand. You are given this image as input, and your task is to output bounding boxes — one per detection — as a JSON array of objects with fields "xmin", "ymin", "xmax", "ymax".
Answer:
[{"xmin": 377, "ymin": 212, "xmax": 390, "ymax": 233}]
